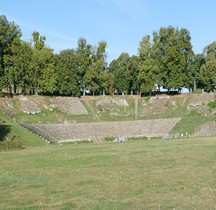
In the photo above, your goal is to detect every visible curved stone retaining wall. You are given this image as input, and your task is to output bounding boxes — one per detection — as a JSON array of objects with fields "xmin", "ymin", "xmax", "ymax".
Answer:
[{"xmin": 23, "ymin": 118, "xmax": 181, "ymax": 142}]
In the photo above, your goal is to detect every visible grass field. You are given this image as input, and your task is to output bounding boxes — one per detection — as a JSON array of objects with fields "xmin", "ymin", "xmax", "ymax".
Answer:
[
  {"xmin": 0, "ymin": 112, "xmax": 47, "ymax": 147},
  {"xmin": 0, "ymin": 137, "xmax": 216, "ymax": 209}
]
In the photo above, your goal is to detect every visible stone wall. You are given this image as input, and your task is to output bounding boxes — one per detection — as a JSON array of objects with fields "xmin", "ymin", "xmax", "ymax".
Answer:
[
  {"xmin": 23, "ymin": 118, "xmax": 181, "ymax": 142},
  {"xmin": 192, "ymin": 121, "xmax": 216, "ymax": 137},
  {"xmin": 19, "ymin": 96, "xmax": 41, "ymax": 114},
  {"xmin": 53, "ymin": 97, "xmax": 88, "ymax": 115}
]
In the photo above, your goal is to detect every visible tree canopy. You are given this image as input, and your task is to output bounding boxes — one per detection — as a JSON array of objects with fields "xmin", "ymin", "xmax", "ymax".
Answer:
[{"xmin": 0, "ymin": 16, "xmax": 215, "ymax": 96}]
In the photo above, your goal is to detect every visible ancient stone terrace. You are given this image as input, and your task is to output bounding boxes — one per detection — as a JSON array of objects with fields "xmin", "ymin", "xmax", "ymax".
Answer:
[
  {"xmin": 193, "ymin": 121, "xmax": 216, "ymax": 137},
  {"xmin": 19, "ymin": 96, "xmax": 41, "ymax": 114},
  {"xmin": 53, "ymin": 97, "xmax": 88, "ymax": 115},
  {"xmin": 23, "ymin": 118, "xmax": 181, "ymax": 143}
]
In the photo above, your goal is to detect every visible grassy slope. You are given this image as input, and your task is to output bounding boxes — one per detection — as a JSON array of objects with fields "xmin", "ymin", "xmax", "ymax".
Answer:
[
  {"xmin": 0, "ymin": 111, "xmax": 47, "ymax": 147},
  {"xmin": 0, "ymin": 94, "xmax": 215, "ymax": 145},
  {"xmin": 0, "ymin": 137, "xmax": 216, "ymax": 209}
]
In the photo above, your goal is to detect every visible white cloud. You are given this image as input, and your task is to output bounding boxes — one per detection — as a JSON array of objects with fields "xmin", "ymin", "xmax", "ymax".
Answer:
[
  {"xmin": 90, "ymin": 0, "xmax": 149, "ymax": 22},
  {"xmin": 4, "ymin": 14, "xmax": 77, "ymax": 43},
  {"xmin": 111, "ymin": 0, "xmax": 149, "ymax": 22}
]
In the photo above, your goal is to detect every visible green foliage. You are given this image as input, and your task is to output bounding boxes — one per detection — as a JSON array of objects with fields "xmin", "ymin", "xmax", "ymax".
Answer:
[
  {"xmin": 200, "ymin": 41, "xmax": 216, "ymax": 92},
  {"xmin": 194, "ymin": 89, "xmax": 203, "ymax": 94},
  {"xmin": 32, "ymin": 31, "xmax": 46, "ymax": 50},
  {"xmin": 186, "ymin": 54, "xmax": 205, "ymax": 91},
  {"xmin": 76, "ymin": 38, "xmax": 93, "ymax": 96},
  {"xmin": 138, "ymin": 35, "xmax": 159, "ymax": 94},
  {"xmin": 0, "ymin": 111, "xmax": 47, "ymax": 147},
  {"xmin": 0, "ymin": 15, "xmax": 215, "ymax": 97},
  {"xmin": 61, "ymin": 140, "xmax": 93, "ymax": 145},
  {"xmin": 128, "ymin": 136, "xmax": 148, "ymax": 140},
  {"xmin": 111, "ymin": 53, "xmax": 131, "ymax": 95},
  {"xmin": 153, "ymin": 26, "xmax": 193, "ymax": 90},
  {"xmin": 144, "ymin": 96, "xmax": 151, "ymax": 103},
  {"xmin": 104, "ymin": 136, "xmax": 116, "ymax": 142},
  {"xmin": 208, "ymin": 100, "xmax": 216, "ymax": 109},
  {"xmin": 55, "ymin": 49, "xmax": 80, "ymax": 96},
  {"xmin": 0, "ymin": 15, "xmax": 21, "ymax": 92},
  {"xmin": 12, "ymin": 99, "xmax": 21, "ymax": 108},
  {"xmin": 0, "ymin": 137, "xmax": 23, "ymax": 151}
]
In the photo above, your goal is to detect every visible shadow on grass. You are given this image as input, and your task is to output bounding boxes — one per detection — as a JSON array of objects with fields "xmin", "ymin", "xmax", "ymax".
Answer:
[{"xmin": 0, "ymin": 124, "xmax": 11, "ymax": 141}]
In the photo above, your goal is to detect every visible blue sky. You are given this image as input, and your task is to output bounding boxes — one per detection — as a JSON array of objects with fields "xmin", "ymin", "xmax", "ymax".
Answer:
[{"xmin": 1, "ymin": 0, "xmax": 216, "ymax": 62}]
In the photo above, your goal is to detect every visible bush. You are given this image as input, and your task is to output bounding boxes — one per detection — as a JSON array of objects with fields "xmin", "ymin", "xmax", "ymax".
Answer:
[
  {"xmin": 104, "ymin": 136, "xmax": 116, "ymax": 142},
  {"xmin": 128, "ymin": 136, "xmax": 148, "ymax": 140},
  {"xmin": 208, "ymin": 100, "xmax": 216, "ymax": 109},
  {"xmin": 0, "ymin": 136, "xmax": 23, "ymax": 151},
  {"xmin": 60, "ymin": 139, "xmax": 93, "ymax": 145}
]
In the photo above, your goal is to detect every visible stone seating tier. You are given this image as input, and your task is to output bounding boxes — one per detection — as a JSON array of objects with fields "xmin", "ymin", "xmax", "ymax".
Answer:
[{"xmin": 23, "ymin": 118, "xmax": 181, "ymax": 143}]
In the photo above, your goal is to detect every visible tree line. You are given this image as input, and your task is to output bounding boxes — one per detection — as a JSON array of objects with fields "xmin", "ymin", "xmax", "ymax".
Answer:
[{"xmin": 0, "ymin": 15, "xmax": 215, "ymax": 97}]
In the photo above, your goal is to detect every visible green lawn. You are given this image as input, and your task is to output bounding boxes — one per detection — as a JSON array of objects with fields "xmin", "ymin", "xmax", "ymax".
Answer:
[
  {"xmin": 0, "ymin": 111, "xmax": 47, "ymax": 147},
  {"xmin": 0, "ymin": 137, "xmax": 216, "ymax": 209}
]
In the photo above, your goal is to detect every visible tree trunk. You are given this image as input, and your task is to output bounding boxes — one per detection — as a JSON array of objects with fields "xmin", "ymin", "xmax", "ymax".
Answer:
[
  {"xmin": 13, "ymin": 81, "xmax": 17, "ymax": 94},
  {"xmin": 193, "ymin": 78, "xmax": 197, "ymax": 93}
]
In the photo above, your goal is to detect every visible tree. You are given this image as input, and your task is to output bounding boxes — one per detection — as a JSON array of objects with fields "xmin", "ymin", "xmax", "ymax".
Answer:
[
  {"xmin": 37, "ymin": 48, "xmax": 56, "ymax": 94},
  {"xmin": 128, "ymin": 55, "xmax": 140, "ymax": 95},
  {"xmin": 32, "ymin": 31, "xmax": 46, "ymax": 50},
  {"xmin": 111, "ymin": 53, "xmax": 131, "ymax": 95},
  {"xmin": 138, "ymin": 35, "xmax": 159, "ymax": 95},
  {"xmin": 200, "ymin": 41, "xmax": 216, "ymax": 91},
  {"xmin": 55, "ymin": 49, "xmax": 80, "ymax": 96},
  {"xmin": 76, "ymin": 38, "xmax": 92, "ymax": 96},
  {"xmin": 153, "ymin": 26, "xmax": 194, "ymax": 92},
  {"xmin": 0, "ymin": 15, "xmax": 21, "ymax": 93},
  {"xmin": 3, "ymin": 36, "xmax": 33, "ymax": 94},
  {"xmin": 108, "ymin": 59, "xmax": 118, "ymax": 95},
  {"xmin": 29, "ymin": 31, "xmax": 56, "ymax": 95},
  {"xmin": 93, "ymin": 41, "xmax": 108, "ymax": 95},
  {"xmin": 186, "ymin": 53, "xmax": 205, "ymax": 92}
]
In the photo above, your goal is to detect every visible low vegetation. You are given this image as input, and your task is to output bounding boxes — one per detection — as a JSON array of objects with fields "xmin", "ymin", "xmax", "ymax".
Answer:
[
  {"xmin": 0, "ymin": 137, "xmax": 216, "ymax": 209},
  {"xmin": 208, "ymin": 99, "xmax": 216, "ymax": 109},
  {"xmin": 0, "ymin": 111, "xmax": 47, "ymax": 148}
]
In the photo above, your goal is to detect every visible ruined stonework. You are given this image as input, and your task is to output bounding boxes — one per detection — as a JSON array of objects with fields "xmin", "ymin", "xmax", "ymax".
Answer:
[
  {"xmin": 19, "ymin": 96, "xmax": 41, "ymax": 114},
  {"xmin": 53, "ymin": 97, "xmax": 88, "ymax": 115},
  {"xmin": 23, "ymin": 118, "xmax": 181, "ymax": 142},
  {"xmin": 192, "ymin": 121, "xmax": 216, "ymax": 137}
]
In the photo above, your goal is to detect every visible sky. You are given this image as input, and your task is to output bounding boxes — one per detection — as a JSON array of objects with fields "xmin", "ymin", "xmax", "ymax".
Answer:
[{"xmin": 1, "ymin": 0, "xmax": 216, "ymax": 62}]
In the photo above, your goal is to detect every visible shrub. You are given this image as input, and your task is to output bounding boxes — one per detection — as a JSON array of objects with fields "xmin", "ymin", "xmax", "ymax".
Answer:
[
  {"xmin": 0, "ymin": 136, "xmax": 23, "ymax": 151},
  {"xmin": 104, "ymin": 136, "xmax": 116, "ymax": 142},
  {"xmin": 190, "ymin": 109, "xmax": 200, "ymax": 116},
  {"xmin": 208, "ymin": 100, "xmax": 216, "ymax": 109},
  {"xmin": 61, "ymin": 140, "xmax": 93, "ymax": 145},
  {"xmin": 128, "ymin": 136, "xmax": 148, "ymax": 140},
  {"xmin": 144, "ymin": 96, "xmax": 151, "ymax": 103}
]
